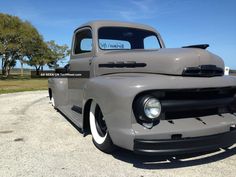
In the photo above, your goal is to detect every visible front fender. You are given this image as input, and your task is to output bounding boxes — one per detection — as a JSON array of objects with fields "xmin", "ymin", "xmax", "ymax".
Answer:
[
  {"xmin": 83, "ymin": 73, "xmax": 236, "ymax": 150},
  {"xmin": 83, "ymin": 75, "xmax": 140, "ymax": 150}
]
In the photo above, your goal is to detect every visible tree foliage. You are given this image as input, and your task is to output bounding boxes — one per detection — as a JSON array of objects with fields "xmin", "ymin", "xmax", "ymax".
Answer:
[
  {"xmin": 0, "ymin": 13, "xmax": 22, "ymax": 76},
  {"xmin": 27, "ymin": 40, "xmax": 69, "ymax": 74},
  {"xmin": 26, "ymin": 40, "xmax": 53, "ymax": 75},
  {"xmin": 47, "ymin": 40, "xmax": 69, "ymax": 69},
  {"xmin": 0, "ymin": 13, "xmax": 69, "ymax": 77},
  {"xmin": 0, "ymin": 13, "xmax": 48, "ymax": 76}
]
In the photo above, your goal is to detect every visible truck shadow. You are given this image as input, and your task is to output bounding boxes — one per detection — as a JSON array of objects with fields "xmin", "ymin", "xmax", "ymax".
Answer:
[
  {"xmin": 56, "ymin": 110, "xmax": 236, "ymax": 169},
  {"xmin": 112, "ymin": 146, "xmax": 236, "ymax": 169}
]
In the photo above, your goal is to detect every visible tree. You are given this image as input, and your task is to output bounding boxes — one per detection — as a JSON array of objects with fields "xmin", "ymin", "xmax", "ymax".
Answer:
[
  {"xmin": 0, "ymin": 14, "xmax": 22, "ymax": 76},
  {"xmin": 46, "ymin": 40, "xmax": 69, "ymax": 69},
  {"xmin": 0, "ymin": 13, "xmax": 46, "ymax": 77},
  {"xmin": 26, "ymin": 40, "xmax": 69, "ymax": 75},
  {"xmin": 0, "ymin": 13, "xmax": 69, "ymax": 77},
  {"xmin": 27, "ymin": 39, "xmax": 54, "ymax": 75},
  {"xmin": 18, "ymin": 21, "xmax": 43, "ymax": 76}
]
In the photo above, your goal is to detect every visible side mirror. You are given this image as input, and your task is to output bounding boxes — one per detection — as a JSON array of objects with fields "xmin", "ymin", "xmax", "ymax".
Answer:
[
  {"xmin": 64, "ymin": 64, "xmax": 70, "ymax": 72},
  {"xmin": 55, "ymin": 64, "xmax": 70, "ymax": 74}
]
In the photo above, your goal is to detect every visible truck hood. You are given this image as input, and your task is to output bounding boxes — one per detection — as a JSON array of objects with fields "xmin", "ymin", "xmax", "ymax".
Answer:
[{"xmin": 94, "ymin": 48, "xmax": 225, "ymax": 76}]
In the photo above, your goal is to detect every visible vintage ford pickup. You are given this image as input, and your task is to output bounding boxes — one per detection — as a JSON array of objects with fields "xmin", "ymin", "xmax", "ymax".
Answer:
[{"xmin": 48, "ymin": 20, "xmax": 236, "ymax": 155}]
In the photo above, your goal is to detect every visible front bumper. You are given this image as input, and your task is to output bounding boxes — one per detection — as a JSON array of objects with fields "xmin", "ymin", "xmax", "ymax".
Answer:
[{"xmin": 134, "ymin": 128, "xmax": 236, "ymax": 155}]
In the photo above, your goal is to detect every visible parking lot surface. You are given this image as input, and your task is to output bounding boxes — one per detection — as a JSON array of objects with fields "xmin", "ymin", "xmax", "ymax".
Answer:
[{"xmin": 0, "ymin": 91, "xmax": 235, "ymax": 177}]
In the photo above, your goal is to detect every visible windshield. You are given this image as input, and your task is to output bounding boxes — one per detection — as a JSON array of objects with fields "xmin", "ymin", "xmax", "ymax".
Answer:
[{"xmin": 98, "ymin": 27, "xmax": 161, "ymax": 50}]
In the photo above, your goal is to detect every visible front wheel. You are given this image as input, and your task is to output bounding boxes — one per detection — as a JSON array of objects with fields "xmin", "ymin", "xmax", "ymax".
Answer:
[
  {"xmin": 51, "ymin": 96, "xmax": 55, "ymax": 107},
  {"xmin": 89, "ymin": 101, "xmax": 114, "ymax": 153}
]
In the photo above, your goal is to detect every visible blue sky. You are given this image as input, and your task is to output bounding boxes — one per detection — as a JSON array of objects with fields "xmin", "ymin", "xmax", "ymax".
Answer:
[{"xmin": 1, "ymin": 0, "xmax": 236, "ymax": 68}]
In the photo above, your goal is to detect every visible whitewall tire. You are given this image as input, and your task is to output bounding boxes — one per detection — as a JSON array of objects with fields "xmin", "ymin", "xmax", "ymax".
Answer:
[
  {"xmin": 89, "ymin": 101, "xmax": 114, "ymax": 153},
  {"xmin": 51, "ymin": 96, "xmax": 55, "ymax": 107}
]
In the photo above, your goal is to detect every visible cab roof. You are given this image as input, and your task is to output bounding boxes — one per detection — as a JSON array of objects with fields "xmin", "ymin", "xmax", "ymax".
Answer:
[{"xmin": 74, "ymin": 20, "xmax": 159, "ymax": 34}]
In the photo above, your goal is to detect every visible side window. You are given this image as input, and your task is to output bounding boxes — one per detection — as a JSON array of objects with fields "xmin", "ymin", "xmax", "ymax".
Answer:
[
  {"xmin": 74, "ymin": 29, "xmax": 92, "ymax": 54},
  {"xmin": 143, "ymin": 35, "xmax": 160, "ymax": 49}
]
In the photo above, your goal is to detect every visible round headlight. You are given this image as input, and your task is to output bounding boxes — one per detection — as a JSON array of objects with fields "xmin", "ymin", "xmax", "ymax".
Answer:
[
  {"xmin": 144, "ymin": 98, "xmax": 161, "ymax": 119},
  {"xmin": 133, "ymin": 95, "xmax": 162, "ymax": 125}
]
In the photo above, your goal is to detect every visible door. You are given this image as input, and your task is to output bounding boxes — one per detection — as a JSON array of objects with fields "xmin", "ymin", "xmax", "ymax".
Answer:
[{"xmin": 68, "ymin": 27, "xmax": 94, "ymax": 110}]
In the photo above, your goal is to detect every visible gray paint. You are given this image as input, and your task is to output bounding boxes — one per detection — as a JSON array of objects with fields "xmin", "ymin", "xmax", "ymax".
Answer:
[
  {"xmin": 48, "ymin": 20, "xmax": 236, "ymax": 151},
  {"xmin": 94, "ymin": 48, "xmax": 224, "ymax": 76}
]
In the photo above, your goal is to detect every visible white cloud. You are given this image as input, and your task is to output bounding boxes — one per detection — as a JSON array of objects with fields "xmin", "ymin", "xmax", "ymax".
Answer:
[
  {"xmin": 111, "ymin": 0, "xmax": 191, "ymax": 21},
  {"xmin": 118, "ymin": 0, "xmax": 156, "ymax": 20}
]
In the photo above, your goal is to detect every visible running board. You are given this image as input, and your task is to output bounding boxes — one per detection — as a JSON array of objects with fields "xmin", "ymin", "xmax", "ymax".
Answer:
[{"xmin": 57, "ymin": 105, "xmax": 83, "ymax": 129}]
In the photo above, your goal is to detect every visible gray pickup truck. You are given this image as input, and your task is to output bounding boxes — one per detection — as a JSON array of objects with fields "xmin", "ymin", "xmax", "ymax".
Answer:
[{"xmin": 48, "ymin": 20, "xmax": 236, "ymax": 155}]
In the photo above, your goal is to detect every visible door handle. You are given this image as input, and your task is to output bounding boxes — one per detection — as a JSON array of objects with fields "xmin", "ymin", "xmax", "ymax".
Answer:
[{"xmin": 89, "ymin": 59, "xmax": 92, "ymax": 66}]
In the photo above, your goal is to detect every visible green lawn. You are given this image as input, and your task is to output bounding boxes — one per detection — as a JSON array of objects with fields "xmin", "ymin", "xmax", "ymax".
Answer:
[
  {"xmin": 0, "ymin": 76, "xmax": 48, "ymax": 94},
  {"xmin": 0, "ymin": 68, "xmax": 49, "ymax": 94}
]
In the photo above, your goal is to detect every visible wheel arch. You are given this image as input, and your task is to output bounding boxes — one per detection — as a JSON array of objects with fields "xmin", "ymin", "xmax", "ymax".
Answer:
[{"xmin": 83, "ymin": 98, "xmax": 93, "ymax": 135}]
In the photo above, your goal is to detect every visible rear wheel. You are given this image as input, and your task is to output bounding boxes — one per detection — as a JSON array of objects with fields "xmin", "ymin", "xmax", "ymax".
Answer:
[{"xmin": 89, "ymin": 101, "xmax": 114, "ymax": 153}]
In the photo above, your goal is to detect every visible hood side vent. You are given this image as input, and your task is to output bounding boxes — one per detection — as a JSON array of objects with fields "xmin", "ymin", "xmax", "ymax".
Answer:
[{"xmin": 182, "ymin": 65, "xmax": 224, "ymax": 77}]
